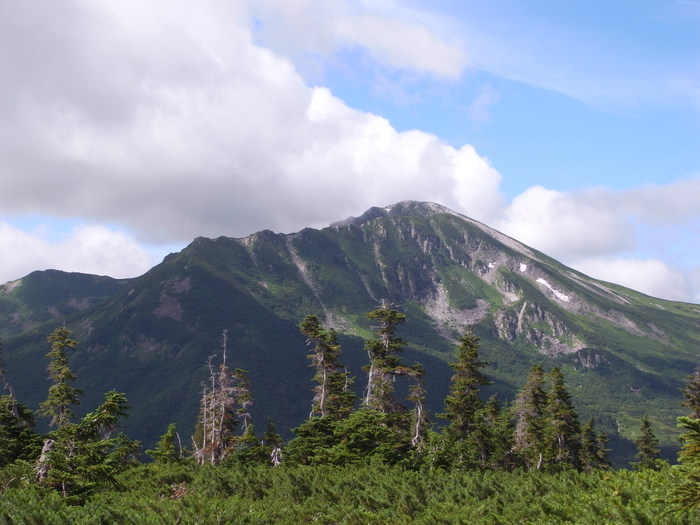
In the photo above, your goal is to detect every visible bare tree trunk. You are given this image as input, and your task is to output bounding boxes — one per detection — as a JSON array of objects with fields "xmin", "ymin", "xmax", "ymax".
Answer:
[{"xmin": 35, "ymin": 438, "xmax": 55, "ymax": 483}]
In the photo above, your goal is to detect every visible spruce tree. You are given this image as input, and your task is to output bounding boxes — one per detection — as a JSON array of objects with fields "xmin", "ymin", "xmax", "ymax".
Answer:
[
  {"xmin": 542, "ymin": 367, "xmax": 581, "ymax": 470},
  {"xmin": 670, "ymin": 416, "xmax": 700, "ymax": 511},
  {"xmin": 147, "ymin": 423, "xmax": 183, "ymax": 463},
  {"xmin": 632, "ymin": 415, "xmax": 661, "ymax": 470},
  {"xmin": 300, "ymin": 314, "xmax": 355, "ymax": 419},
  {"xmin": 0, "ymin": 342, "xmax": 41, "ymax": 465},
  {"xmin": 681, "ymin": 366, "xmax": 700, "ymax": 419},
  {"xmin": 441, "ymin": 327, "xmax": 491, "ymax": 440},
  {"xmin": 512, "ymin": 364, "xmax": 547, "ymax": 470},
  {"xmin": 38, "ymin": 326, "xmax": 83, "ymax": 428},
  {"xmin": 363, "ymin": 300, "xmax": 408, "ymax": 413}
]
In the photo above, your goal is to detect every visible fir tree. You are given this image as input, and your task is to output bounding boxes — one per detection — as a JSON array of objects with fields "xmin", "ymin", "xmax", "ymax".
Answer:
[
  {"xmin": 632, "ymin": 415, "xmax": 661, "ymax": 470},
  {"xmin": 681, "ymin": 366, "xmax": 700, "ymax": 419},
  {"xmin": 670, "ymin": 416, "xmax": 700, "ymax": 511},
  {"xmin": 38, "ymin": 326, "xmax": 83, "ymax": 428},
  {"xmin": 542, "ymin": 367, "xmax": 581, "ymax": 470},
  {"xmin": 37, "ymin": 390, "xmax": 138, "ymax": 501},
  {"xmin": 363, "ymin": 300, "xmax": 408, "ymax": 413},
  {"xmin": 441, "ymin": 327, "xmax": 491, "ymax": 440},
  {"xmin": 512, "ymin": 364, "xmax": 547, "ymax": 470},
  {"xmin": 300, "ymin": 314, "xmax": 355, "ymax": 419},
  {"xmin": 0, "ymin": 342, "xmax": 41, "ymax": 465},
  {"xmin": 147, "ymin": 423, "xmax": 183, "ymax": 463}
]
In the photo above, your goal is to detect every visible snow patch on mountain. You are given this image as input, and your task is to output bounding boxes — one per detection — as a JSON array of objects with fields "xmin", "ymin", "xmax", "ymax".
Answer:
[{"xmin": 536, "ymin": 278, "xmax": 570, "ymax": 302}]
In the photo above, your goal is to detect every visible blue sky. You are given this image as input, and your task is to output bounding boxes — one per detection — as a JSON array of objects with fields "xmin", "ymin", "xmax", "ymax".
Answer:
[{"xmin": 1, "ymin": 0, "xmax": 699, "ymax": 302}]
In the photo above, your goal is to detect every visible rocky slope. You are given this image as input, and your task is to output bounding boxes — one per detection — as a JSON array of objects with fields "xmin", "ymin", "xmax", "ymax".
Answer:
[{"xmin": 3, "ymin": 201, "xmax": 699, "ymax": 453}]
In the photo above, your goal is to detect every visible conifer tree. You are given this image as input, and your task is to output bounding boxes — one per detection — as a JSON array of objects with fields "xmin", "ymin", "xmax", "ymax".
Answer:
[
  {"xmin": 482, "ymin": 395, "xmax": 516, "ymax": 470},
  {"xmin": 512, "ymin": 364, "xmax": 547, "ymax": 470},
  {"xmin": 0, "ymin": 342, "xmax": 41, "ymax": 465},
  {"xmin": 38, "ymin": 390, "xmax": 138, "ymax": 500},
  {"xmin": 147, "ymin": 423, "xmax": 183, "ymax": 463},
  {"xmin": 542, "ymin": 367, "xmax": 581, "ymax": 470},
  {"xmin": 633, "ymin": 415, "xmax": 661, "ymax": 470},
  {"xmin": 300, "ymin": 314, "xmax": 355, "ymax": 419},
  {"xmin": 681, "ymin": 366, "xmax": 700, "ymax": 419},
  {"xmin": 441, "ymin": 327, "xmax": 491, "ymax": 440},
  {"xmin": 670, "ymin": 416, "xmax": 700, "ymax": 511},
  {"xmin": 363, "ymin": 300, "xmax": 408, "ymax": 413},
  {"xmin": 38, "ymin": 326, "xmax": 83, "ymax": 428},
  {"xmin": 0, "ymin": 395, "xmax": 41, "ymax": 466}
]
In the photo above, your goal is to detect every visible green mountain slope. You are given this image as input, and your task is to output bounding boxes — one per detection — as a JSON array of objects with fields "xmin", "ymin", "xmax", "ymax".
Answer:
[{"xmin": 3, "ymin": 201, "xmax": 699, "ymax": 457}]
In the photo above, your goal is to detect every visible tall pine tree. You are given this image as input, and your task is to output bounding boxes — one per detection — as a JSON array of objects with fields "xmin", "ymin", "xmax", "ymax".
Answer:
[
  {"xmin": 363, "ymin": 300, "xmax": 408, "ymax": 413},
  {"xmin": 441, "ymin": 327, "xmax": 491, "ymax": 440},
  {"xmin": 38, "ymin": 326, "xmax": 83, "ymax": 428},
  {"xmin": 512, "ymin": 364, "xmax": 547, "ymax": 470},
  {"xmin": 300, "ymin": 315, "xmax": 355, "ymax": 419},
  {"xmin": 542, "ymin": 367, "xmax": 581, "ymax": 470}
]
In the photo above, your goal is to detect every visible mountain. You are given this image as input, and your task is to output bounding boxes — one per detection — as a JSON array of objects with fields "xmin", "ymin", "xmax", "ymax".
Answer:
[{"xmin": 2, "ymin": 201, "xmax": 699, "ymax": 459}]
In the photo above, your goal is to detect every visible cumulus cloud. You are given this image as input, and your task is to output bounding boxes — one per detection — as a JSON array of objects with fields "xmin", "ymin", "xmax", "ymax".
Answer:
[
  {"xmin": 495, "ymin": 186, "xmax": 634, "ymax": 260},
  {"xmin": 0, "ymin": 222, "xmax": 154, "ymax": 283},
  {"xmin": 571, "ymin": 257, "xmax": 692, "ymax": 302},
  {"xmin": 494, "ymin": 183, "xmax": 700, "ymax": 301},
  {"xmin": 0, "ymin": 0, "xmax": 698, "ymax": 303},
  {"xmin": 0, "ymin": 0, "xmax": 488, "ymax": 247}
]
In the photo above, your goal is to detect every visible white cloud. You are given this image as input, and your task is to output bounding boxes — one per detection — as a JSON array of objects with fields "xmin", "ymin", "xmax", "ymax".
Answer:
[
  {"xmin": 0, "ymin": 222, "xmax": 154, "ymax": 284},
  {"xmin": 572, "ymin": 257, "xmax": 692, "ymax": 303},
  {"xmin": 246, "ymin": 0, "xmax": 469, "ymax": 79},
  {"xmin": 496, "ymin": 186, "xmax": 634, "ymax": 260},
  {"xmin": 0, "ymin": 0, "xmax": 495, "ymax": 245}
]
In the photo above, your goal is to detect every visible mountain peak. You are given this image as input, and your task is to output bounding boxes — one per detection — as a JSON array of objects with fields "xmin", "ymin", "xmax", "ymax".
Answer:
[{"xmin": 331, "ymin": 200, "xmax": 460, "ymax": 228}]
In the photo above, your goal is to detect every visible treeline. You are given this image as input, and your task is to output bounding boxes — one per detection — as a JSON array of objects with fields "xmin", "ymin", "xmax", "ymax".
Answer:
[{"xmin": 2, "ymin": 302, "xmax": 700, "ymax": 517}]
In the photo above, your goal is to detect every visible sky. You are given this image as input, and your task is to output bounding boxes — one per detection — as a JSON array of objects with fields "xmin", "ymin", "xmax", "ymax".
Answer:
[{"xmin": 1, "ymin": 0, "xmax": 700, "ymax": 302}]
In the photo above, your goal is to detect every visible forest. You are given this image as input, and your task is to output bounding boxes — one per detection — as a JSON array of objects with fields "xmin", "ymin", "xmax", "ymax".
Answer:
[{"xmin": 2, "ymin": 301, "xmax": 700, "ymax": 523}]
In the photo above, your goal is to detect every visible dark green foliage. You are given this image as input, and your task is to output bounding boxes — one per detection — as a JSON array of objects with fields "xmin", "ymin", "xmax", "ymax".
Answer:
[
  {"xmin": 36, "ymin": 390, "xmax": 139, "ymax": 502},
  {"xmin": 363, "ymin": 301, "xmax": 409, "ymax": 413},
  {"xmin": 146, "ymin": 422, "xmax": 183, "ymax": 463},
  {"xmin": 0, "ymin": 462, "xmax": 693, "ymax": 524},
  {"xmin": 38, "ymin": 326, "xmax": 83, "ymax": 428},
  {"xmin": 512, "ymin": 364, "xmax": 548, "ymax": 469},
  {"xmin": 299, "ymin": 314, "xmax": 355, "ymax": 419},
  {"xmin": 441, "ymin": 327, "xmax": 491, "ymax": 440},
  {"xmin": 682, "ymin": 367, "xmax": 700, "ymax": 419},
  {"xmin": 0, "ymin": 395, "xmax": 41, "ymax": 466},
  {"xmin": 633, "ymin": 415, "xmax": 662, "ymax": 470},
  {"xmin": 543, "ymin": 367, "xmax": 581, "ymax": 470},
  {"xmin": 670, "ymin": 416, "xmax": 700, "ymax": 512}
]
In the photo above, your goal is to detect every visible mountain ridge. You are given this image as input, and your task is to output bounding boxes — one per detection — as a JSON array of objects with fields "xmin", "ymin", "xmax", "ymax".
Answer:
[{"xmin": 1, "ymin": 201, "xmax": 698, "ymax": 461}]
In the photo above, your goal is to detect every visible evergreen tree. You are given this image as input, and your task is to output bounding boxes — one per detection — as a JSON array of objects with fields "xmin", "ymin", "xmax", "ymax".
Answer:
[
  {"xmin": 512, "ymin": 364, "xmax": 547, "ymax": 470},
  {"xmin": 542, "ymin": 367, "xmax": 581, "ymax": 470},
  {"xmin": 0, "ymin": 342, "xmax": 41, "ymax": 465},
  {"xmin": 37, "ymin": 390, "xmax": 138, "ymax": 501},
  {"xmin": 147, "ymin": 423, "xmax": 183, "ymax": 463},
  {"xmin": 0, "ymin": 395, "xmax": 41, "ymax": 466},
  {"xmin": 300, "ymin": 315, "xmax": 355, "ymax": 419},
  {"xmin": 681, "ymin": 366, "xmax": 700, "ymax": 419},
  {"xmin": 670, "ymin": 416, "xmax": 700, "ymax": 511},
  {"xmin": 38, "ymin": 326, "xmax": 83, "ymax": 428},
  {"xmin": 441, "ymin": 327, "xmax": 491, "ymax": 440},
  {"xmin": 632, "ymin": 415, "xmax": 661, "ymax": 470},
  {"xmin": 363, "ymin": 300, "xmax": 408, "ymax": 413}
]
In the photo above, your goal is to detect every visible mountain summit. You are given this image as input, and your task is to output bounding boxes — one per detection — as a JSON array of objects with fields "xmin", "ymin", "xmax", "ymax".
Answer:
[{"xmin": 2, "ymin": 201, "xmax": 699, "ymax": 453}]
